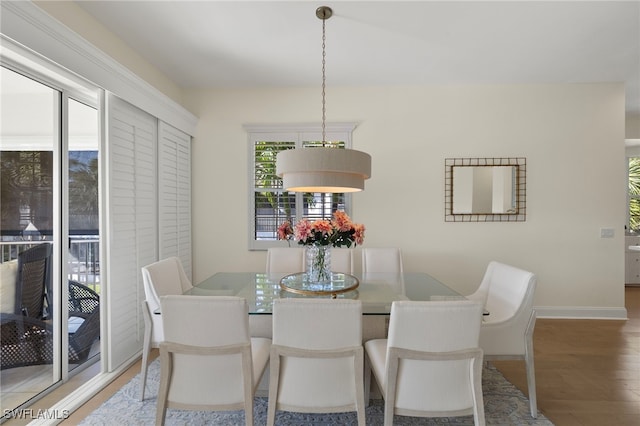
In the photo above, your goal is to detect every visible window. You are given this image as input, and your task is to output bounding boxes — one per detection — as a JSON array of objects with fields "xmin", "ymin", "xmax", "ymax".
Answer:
[
  {"xmin": 246, "ymin": 124, "xmax": 356, "ymax": 250},
  {"xmin": 629, "ymin": 157, "xmax": 640, "ymax": 230}
]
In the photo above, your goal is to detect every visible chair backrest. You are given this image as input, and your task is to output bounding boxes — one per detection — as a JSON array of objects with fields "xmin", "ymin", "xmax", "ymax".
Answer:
[
  {"xmin": 15, "ymin": 243, "xmax": 52, "ymax": 318},
  {"xmin": 478, "ymin": 262, "xmax": 537, "ymax": 357},
  {"xmin": 141, "ymin": 257, "xmax": 192, "ymax": 315},
  {"xmin": 160, "ymin": 295, "xmax": 252, "ymax": 407},
  {"xmin": 386, "ymin": 300, "xmax": 483, "ymax": 413},
  {"xmin": 68, "ymin": 280, "xmax": 100, "ymax": 315},
  {"xmin": 482, "ymin": 261, "xmax": 536, "ymax": 323},
  {"xmin": 266, "ymin": 247, "xmax": 306, "ymax": 274},
  {"xmin": 362, "ymin": 247, "xmax": 403, "ymax": 275},
  {"xmin": 466, "ymin": 261, "xmax": 496, "ymax": 308},
  {"xmin": 331, "ymin": 248, "xmax": 354, "ymax": 274},
  {"xmin": 271, "ymin": 298, "xmax": 362, "ymax": 409}
]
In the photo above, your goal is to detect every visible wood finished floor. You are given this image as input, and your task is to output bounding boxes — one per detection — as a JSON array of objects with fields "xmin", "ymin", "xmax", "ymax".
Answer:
[
  {"xmin": 9, "ymin": 287, "xmax": 640, "ymax": 426},
  {"xmin": 495, "ymin": 286, "xmax": 640, "ymax": 426}
]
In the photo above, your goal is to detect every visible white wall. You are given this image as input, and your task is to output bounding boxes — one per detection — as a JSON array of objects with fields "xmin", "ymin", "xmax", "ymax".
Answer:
[
  {"xmin": 184, "ymin": 83, "xmax": 627, "ymax": 316},
  {"xmin": 20, "ymin": 2, "xmax": 627, "ymax": 317}
]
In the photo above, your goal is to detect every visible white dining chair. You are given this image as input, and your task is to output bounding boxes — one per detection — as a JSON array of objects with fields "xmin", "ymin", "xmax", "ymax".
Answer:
[
  {"xmin": 361, "ymin": 247, "xmax": 404, "ymax": 340},
  {"xmin": 468, "ymin": 261, "xmax": 538, "ymax": 418},
  {"xmin": 331, "ymin": 248, "xmax": 354, "ymax": 274},
  {"xmin": 364, "ymin": 300, "xmax": 485, "ymax": 426},
  {"xmin": 265, "ymin": 247, "xmax": 306, "ymax": 274},
  {"xmin": 156, "ymin": 295, "xmax": 271, "ymax": 425},
  {"xmin": 362, "ymin": 247, "xmax": 404, "ymax": 275},
  {"xmin": 139, "ymin": 257, "xmax": 192, "ymax": 400},
  {"xmin": 267, "ymin": 298, "xmax": 365, "ymax": 425}
]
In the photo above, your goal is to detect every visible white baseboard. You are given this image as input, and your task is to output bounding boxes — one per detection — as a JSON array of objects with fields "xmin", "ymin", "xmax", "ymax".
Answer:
[{"xmin": 535, "ymin": 306, "xmax": 628, "ymax": 320}]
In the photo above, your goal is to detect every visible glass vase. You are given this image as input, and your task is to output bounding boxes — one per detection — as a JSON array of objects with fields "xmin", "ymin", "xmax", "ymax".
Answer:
[{"xmin": 306, "ymin": 245, "xmax": 332, "ymax": 283}]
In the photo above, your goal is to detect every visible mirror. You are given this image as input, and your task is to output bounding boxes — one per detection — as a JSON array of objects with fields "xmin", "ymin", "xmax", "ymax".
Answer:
[
  {"xmin": 452, "ymin": 166, "xmax": 517, "ymax": 214},
  {"xmin": 445, "ymin": 158, "xmax": 526, "ymax": 222}
]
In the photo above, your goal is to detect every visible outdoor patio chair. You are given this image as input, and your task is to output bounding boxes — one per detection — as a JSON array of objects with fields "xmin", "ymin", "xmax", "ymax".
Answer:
[
  {"xmin": 68, "ymin": 280, "xmax": 101, "ymax": 363},
  {"xmin": 1, "ymin": 260, "xmax": 100, "ymax": 370},
  {"xmin": 1, "ymin": 243, "xmax": 53, "ymax": 369}
]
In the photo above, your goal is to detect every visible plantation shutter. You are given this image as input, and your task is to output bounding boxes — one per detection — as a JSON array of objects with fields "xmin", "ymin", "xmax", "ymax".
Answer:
[
  {"xmin": 106, "ymin": 94, "xmax": 158, "ymax": 370},
  {"xmin": 245, "ymin": 124, "xmax": 356, "ymax": 250},
  {"xmin": 158, "ymin": 122, "xmax": 192, "ymax": 280}
]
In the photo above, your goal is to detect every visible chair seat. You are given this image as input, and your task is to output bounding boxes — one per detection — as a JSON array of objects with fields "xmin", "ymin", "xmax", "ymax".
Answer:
[
  {"xmin": 250, "ymin": 337, "xmax": 272, "ymax": 388},
  {"xmin": 363, "ymin": 339, "xmax": 387, "ymax": 395},
  {"xmin": 68, "ymin": 316, "xmax": 85, "ymax": 334}
]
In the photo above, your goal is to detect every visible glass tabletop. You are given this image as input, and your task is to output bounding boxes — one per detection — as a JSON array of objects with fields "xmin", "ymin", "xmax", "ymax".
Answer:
[{"xmin": 187, "ymin": 272, "xmax": 464, "ymax": 315}]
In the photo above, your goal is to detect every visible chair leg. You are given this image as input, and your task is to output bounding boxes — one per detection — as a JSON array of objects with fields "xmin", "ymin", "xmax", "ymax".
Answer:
[
  {"xmin": 363, "ymin": 352, "xmax": 371, "ymax": 407},
  {"xmin": 471, "ymin": 355, "xmax": 486, "ymax": 426},
  {"xmin": 383, "ymin": 352, "xmax": 400, "ymax": 426},
  {"xmin": 525, "ymin": 312, "xmax": 538, "ymax": 418},
  {"xmin": 383, "ymin": 396, "xmax": 394, "ymax": 426},
  {"xmin": 241, "ymin": 350, "xmax": 254, "ymax": 426},
  {"xmin": 525, "ymin": 344, "xmax": 537, "ymax": 418},
  {"xmin": 266, "ymin": 350, "xmax": 280, "ymax": 426},
  {"xmin": 140, "ymin": 301, "xmax": 152, "ymax": 401},
  {"xmin": 354, "ymin": 348, "xmax": 366, "ymax": 426},
  {"xmin": 155, "ymin": 349, "xmax": 172, "ymax": 426}
]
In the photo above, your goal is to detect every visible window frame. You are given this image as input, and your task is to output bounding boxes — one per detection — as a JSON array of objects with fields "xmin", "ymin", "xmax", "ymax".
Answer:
[{"xmin": 245, "ymin": 123, "xmax": 357, "ymax": 250}]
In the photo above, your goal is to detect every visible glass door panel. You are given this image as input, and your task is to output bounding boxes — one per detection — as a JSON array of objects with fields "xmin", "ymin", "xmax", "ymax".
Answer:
[
  {"xmin": 67, "ymin": 98, "xmax": 100, "ymax": 372},
  {"xmin": 0, "ymin": 67, "xmax": 59, "ymax": 412}
]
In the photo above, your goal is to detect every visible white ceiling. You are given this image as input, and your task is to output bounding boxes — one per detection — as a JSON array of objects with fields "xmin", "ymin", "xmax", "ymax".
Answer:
[{"xmin": 74, "ymin": 1, "xmax": 640, "ymax": 113}]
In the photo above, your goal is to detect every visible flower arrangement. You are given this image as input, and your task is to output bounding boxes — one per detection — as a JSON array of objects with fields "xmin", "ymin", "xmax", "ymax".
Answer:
[{"xmin": 277, "ymin": 211, "xmax": 365, "ymax": 248}]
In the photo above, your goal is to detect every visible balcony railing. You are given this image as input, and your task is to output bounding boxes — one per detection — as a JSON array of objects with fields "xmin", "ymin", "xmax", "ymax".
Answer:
[{"xmin": 0, "ymin": 238, "xmax": 100, "ymax": 293}]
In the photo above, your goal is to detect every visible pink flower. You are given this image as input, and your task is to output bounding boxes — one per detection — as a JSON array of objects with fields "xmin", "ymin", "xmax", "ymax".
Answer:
[
  {"xmin": 312, "ymin": 219, "xmax": 332, "ymax": 236},
  {"xmin": 294, "ymin": 219, "xmax": 313, "ymax": 242},
  {"xmin": 332, "ymin": 210, "xmax": 353, "ymax": 232},
  {"xmin": 353, "ymin": 224, "xmax": 365, "ymax": 246},
  {"xmin": 277, "ymin": 221, "xmax": 293, "ymax": 240}
]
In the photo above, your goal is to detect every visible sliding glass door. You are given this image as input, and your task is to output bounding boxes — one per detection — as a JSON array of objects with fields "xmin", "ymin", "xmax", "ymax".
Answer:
[{"xmin": 0, "ymin": 65, "xmax": 100, "ymax": 414}]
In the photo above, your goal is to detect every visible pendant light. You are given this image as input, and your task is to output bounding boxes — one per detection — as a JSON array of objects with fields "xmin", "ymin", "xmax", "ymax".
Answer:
[{"xmin": 276, "ymin": 6, "xmax": 371, "ymax": 193}]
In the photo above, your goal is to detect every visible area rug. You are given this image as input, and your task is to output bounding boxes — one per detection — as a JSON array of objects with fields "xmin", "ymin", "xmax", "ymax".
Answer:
[{"xmin": 79, "ymin": 360, "xmax": 553, "ymax": 425}]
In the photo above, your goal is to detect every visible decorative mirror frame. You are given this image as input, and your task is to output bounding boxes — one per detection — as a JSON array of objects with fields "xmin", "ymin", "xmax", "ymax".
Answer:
[{"xmin": 445, "ymin": 157, "xmax": 526, "ymax": 222}]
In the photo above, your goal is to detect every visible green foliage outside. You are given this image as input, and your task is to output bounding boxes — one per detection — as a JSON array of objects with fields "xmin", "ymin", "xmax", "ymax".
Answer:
[
  {"xmin": 69, "ymin": 155, "xmax": 99, "ymax": 229},
  {"xmin": 629, "ymin": 158, "xmax": 640, "ymax": 230},
  {"xmin": 254, "ymin": 141, "xmax": 294, "ymax": 223}
]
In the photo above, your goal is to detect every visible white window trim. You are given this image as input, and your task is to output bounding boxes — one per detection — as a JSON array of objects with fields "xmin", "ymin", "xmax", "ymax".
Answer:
[{"xmin": 244, "ymin": 123, "xmax": 357, "ymax": 251}]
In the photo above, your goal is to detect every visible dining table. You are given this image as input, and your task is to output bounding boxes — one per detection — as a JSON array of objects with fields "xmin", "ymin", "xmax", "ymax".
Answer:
[{"xmin": 185, "ymin": 271, "xmax": 465, "ymax": 315}]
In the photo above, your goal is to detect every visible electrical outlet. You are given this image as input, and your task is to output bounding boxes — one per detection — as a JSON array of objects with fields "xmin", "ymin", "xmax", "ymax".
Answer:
[{"xmin": 600, "ymin": 228, "xmax": 615, "ymax": 238}]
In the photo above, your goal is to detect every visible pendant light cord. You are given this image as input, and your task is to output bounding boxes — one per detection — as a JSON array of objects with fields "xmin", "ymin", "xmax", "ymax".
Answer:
[{"xmin": 321, "ymin": 15, "xmax": 327, "ymax": 145}]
